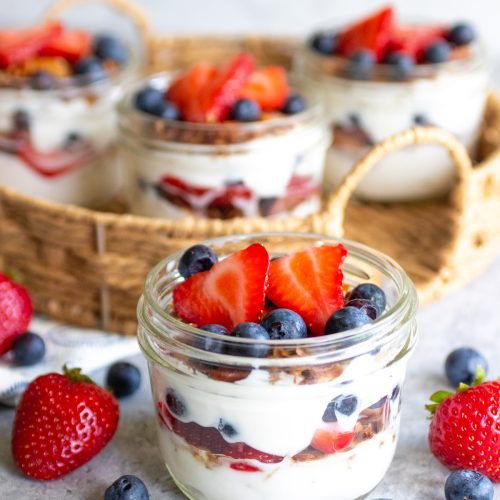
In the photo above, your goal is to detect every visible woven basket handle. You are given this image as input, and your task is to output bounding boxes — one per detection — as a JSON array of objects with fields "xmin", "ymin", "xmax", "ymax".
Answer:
[
  {"xmin": 327, "ymin": 126, "xmax": 474, "ymax": 215},
  {"xmin": 45, "ymin": 0, "xmax": 150, "ymax": 44}
]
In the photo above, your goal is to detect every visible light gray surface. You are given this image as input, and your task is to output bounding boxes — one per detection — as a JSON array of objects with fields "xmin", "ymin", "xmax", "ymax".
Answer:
[{"xmin": 1, "ymin": 256, "xmax": 500, "ymax": 499}]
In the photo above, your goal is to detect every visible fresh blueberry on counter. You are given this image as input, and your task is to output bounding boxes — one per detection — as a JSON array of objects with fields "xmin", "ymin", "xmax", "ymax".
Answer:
[
  {"xmin": 348, "ymin": 283, "xmax": 386, "ymax": 316},
  {"xmin": 309, "ymin": 32, "xmax": 338, "ymax": 55},
  {"xmin": 28, "ymin": 70, "xmax": 57, "ymax": 90},
  {"xmin": 445, "ymin": 347, "xmax": 488, "ymax": 387},
  {"xmin": 444, "ymin": 469, "xmax": 493, "ymax": 500},
  {"xmin": 281, "ymin": 93, "xmax": 306, "ymax": 115},
  {"xmin": 73, "ymin": 57, "xmax": 107, "ymax": 83},
  {"xmin": 322, "ymin": 394, "xmax": 358, "ymax": 422},
  {"xmin": 346, "ymin": 50, "xmax": 375, "ymax": 80},
  {"xmin": 232, "ymin": 322, "xmax": 270, "ymax": 357},
  {"xmin": 230, "ymin": 98, "xmax": 262, "ymax": 122},
  {"xmin": 447, "ymin": 23, "xmax": 476, "ymax": 46},
  {"xmin": 178, "ymin": 244, "xmax": 218, "ymax": 279},
  {"xmin": 324, "ymin": 306, "xmax": 372, "ymax": 335},
  {"xmin": 106, "ymin": 361, "xmax": 141, "ymax": 398},
  {"xmin": 104, "ymin": 474, "xmax": 150, "ymax": 500},
  {"xmin": 199, "ymin": 324, "xmax": 230, "ymax": 353},
  {"xmin": 151, "ymin": 101, "xmax": 180, "ymax": 121},
  {"xmin": 261, "ymin": 308, "xmax": 307, "ymax": 340},
  {"xmin": 94, "ymin": 34, "xmax": 128, "ymax": 65},
  {"xmin": 166, "ymin": 389, "xmax": 187, "ymax": 417},
  {"xmin": 345, "ymin": 298, "xmax": 378, "ymax": 320},
  {"xmin": 134, "ymin": 86, "xmax": 165, "ymax": 115},
  {"xmin": 424, "ymin": 41, "xmax": 451, "ymax": 63},
  {"xmin": 383, "ymin": 51, "xmax": 415, "ymax": 80},
  {"xmin": 12, "ymin": 332, "xmax": 45, "ymax": 366},
  {"xmin": 218, "ymin": 419, "xmax": 237, "ymax": 438}
]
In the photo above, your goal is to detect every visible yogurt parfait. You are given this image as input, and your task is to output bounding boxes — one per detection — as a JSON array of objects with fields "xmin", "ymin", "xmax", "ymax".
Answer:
[
  {"xmin": 118, "ymin": 54, "xmax": 328, "ymax": 219},
  {"xmin": 0, "ymin": 21, "xmax": 134, "ymax": 206},
  {"xmin": 138, "ymin": 232, "xmax": 418, "ymax": 500},
  {"xmin": 296, "ymin": 6, "xmax": 489, "ymax": 201}
]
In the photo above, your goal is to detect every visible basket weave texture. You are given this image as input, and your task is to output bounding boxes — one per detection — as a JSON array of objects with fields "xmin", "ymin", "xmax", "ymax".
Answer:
[{"xmin": 1, "ymin": 0, "xmax": 500, "ymax": 334}]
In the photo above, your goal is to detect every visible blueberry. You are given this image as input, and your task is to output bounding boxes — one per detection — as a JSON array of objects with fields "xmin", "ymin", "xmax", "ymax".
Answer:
[
  {"xmin": 231, "ymin": 322, "xmax": 270, "ymax": 357},
  {"xmin": 348, "ymin": 283, "xmax": 386, "ymax": 316},
  {"xmin": 324, "ymin": 306, "xmax": 372, "ymax": 335},
  {"xmin": 345, "ymin": 299, "xmax": 378, "ymax": 320},
  {"xmin": 281, "ymin": 93, "xmax": 306, "ymax": 115},
  {"xmin": 447, "ymin": 23, "xmax": 476, "ymax": 46},
  {"xmin": 106, "ymin": 362, "xmax": 141, "ymax": 398},
  {"xmin": 178, "ymin": 244, "xmax": 218, "ymax": 279},
  {"xmin": 413, "ymin": 113, "xmax": 430, "ymax": 126},
  {"xmin": 383, "ymin": 51, "xmax": 415, "ymax": 80},
  {"xmin": 73, "ymin": 57, "xmax": 106, "ymax": 83},
  {"xmin": 150, "ymin": 101, "xmax": 180, "ymax": 121},
  {"xmin": 309, "ymin": 32, "xmax": 338, "ymax": 55},
  {"xmin": 104, "ymin": 474, "xmax": 149, "ymax": 500},
  {"xmin": 445, "ymin": 347, "xmax": 488, "ymax": 387},
  {"xmin": 229, "ymin": 98, "xmax": 262, "ymax": 122},
  {"xmin": 134, "ymin": 87, "xmax": 165, "ymax": 115},
  {"xmin": 261, "ymin": 308, "xmax": 307, "ymax": 340},
  {"xmin": 322, "ymin": 394, "xmax": 358, "ymax": 422},
  {"xmin": 199, "ymin": 324, "xmax": 230, "ymax": 353},
  {"xmin": 94, "ymin": 34, "xmax": 128, "ymax": 65},
  {"xmin": 28, "ymin": 70, "xmax": 57, "ymax": 90},
  {"xmin": 444, "ymin": 469, "xmax": 493, "ymax": 500},
  {"xmin": 12, "ymin": 109, "xmax": 30, "ymax": 132},
  {"xmin": 424, "ymin": 41, "xmax": 451, "ymax": 63},
  {"xmin": 12, "ymin": 332, "xmax": 45, "ymax": 367},
  {"xmin": 165, "ymin": 389, "xmax": 186, "ymax": 417},
  {"xmin": 218, "ymin": 419, "xmax": 237, "ymax": 438},
  {"xmin": 201, "ymin": 324, "xmax": 230, "ymax": 335},
  {"xmin": 346, "ymin": 50, "xmax": 375, "ymax": 80}
]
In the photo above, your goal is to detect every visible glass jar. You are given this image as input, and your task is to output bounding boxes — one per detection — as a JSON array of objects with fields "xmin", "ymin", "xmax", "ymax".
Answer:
[
  {"xmin": 138, "ymin": 232, "xmax": 418, "ymax": 500},
  {"xmin": 0, "ymin": 49, "xmax": 139, "ymax": 207},
  {"xmin": 295, "ymin": 41, "xmax": 489, "ymax": 202},
  {"xmin": 118, "ymin": 73, "xmax": 329, "ymax": 220}
]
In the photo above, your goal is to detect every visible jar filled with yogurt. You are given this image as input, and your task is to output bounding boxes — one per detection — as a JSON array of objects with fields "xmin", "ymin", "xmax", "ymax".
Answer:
[
  {"xmin": 295, "ymin": 7, "xmax": 489, "ymax": 202},
  {"xmin": 138, "ymin": 232, "xmax": 418, "ymax": 500},
  {"xmin": 118, "ymin": 54, "xmax": 329, "ymax": 219},
  {"xmin": 0, "ymin": 21, "xmax": 137, "ymax": 206}
]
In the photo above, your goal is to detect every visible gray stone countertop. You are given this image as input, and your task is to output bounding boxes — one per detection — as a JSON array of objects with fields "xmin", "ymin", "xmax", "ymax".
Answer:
[{"xmin": 1, "ymin": 257, "xmax": 500, "ymax": 500}]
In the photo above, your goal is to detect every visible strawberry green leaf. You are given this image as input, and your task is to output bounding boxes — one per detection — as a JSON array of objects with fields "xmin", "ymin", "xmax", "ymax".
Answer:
[{"xmin": 429, "ymin": 390, "xmax": 453, "ymax": 403}]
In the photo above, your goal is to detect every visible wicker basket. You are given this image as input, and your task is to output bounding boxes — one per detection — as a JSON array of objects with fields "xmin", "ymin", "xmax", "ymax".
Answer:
[{"xmin": 1, "ymin": 0, "xmax": 499, "ymax": 335}]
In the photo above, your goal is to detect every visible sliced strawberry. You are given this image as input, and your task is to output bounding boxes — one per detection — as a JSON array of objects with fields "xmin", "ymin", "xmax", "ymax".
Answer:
[
  {"xmin": 338, "ymin": 6, "xmax": 394, "ymax": 60},
  {"xmin": 0, "ymin": 22, "xmax": 63, "ymax": 68},
  {"xmin": 311, "ymin": 422, "xmax": 355, "ymax": 454},
  {"xmin": 387, "ymin": 24, "xmax": 447, "ymax": 61},
  {"xmin": 239, "ymin": 66, "xmax": 289, "ymax": 111},
  {"xmin": 38, "ymin": 30, "xmax": 91, "ymax": 63},
  {"xmin": 173, "ymin": 243, "xmax": 269, "ymax": 331},
  {"xmin": 266, "ymin": 245, "xmax": 346, "ymax": 336}
]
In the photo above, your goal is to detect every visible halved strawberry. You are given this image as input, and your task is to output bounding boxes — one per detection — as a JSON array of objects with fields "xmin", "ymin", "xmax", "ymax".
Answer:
[
  {"xmin": 338, "ymin": 6, "xmax": 394, "ymax": 60},
  {"xmin": 311, "ymin": 422, "xmax": 355, "ymax": 454},
  {"xmin": 387, "ymin": 24, "xmax": 447, "ymax": 62},
  {"xmin": 266, "ymin": 245, "xmax": 347, "ymax": 336},
  {"xmin": 0, "ymin": 22, "xmax": 63, "ymax": 68},
  {"xmin": 173, "ymin": 243, "xmax": 269, "ymax": 331},
  {"xmin": 239, "ymin": 66, "xmax": 289, "ymax": 111},
  {"xmin": 38, "ymin": 30, "xmax": 91, "ymax": 63}
]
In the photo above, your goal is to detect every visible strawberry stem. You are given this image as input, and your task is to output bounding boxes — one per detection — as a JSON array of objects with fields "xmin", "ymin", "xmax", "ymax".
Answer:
[
  {"xmin": 63, "ymin": 365, "xmax": 95, "ymax": 385},
  {"xmin": 5, "ymin": 268, "xmax": 24, "ymax": 283}
]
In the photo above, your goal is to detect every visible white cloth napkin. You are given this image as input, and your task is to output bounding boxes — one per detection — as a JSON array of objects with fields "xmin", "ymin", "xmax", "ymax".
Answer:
[{"xmin": 0, "ymin": 316, "xmax": 140, "ymax": 406}]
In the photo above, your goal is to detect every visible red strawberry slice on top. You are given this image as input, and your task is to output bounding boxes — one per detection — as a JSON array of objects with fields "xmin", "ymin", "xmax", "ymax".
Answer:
[
  {"xmin": 173, "ymin": 243, "xmax": 269, "ymax": 331},
  {"xmin": 39, "ymin": 29, "xmax": 92, "ymax": 63},
  {"xmin": 266, "ymin": 245, "xmax": 347, "ymax": 336},
  {"xmin": 239, "ymin": 66, "xmax": 290, "ymax": 111},
  {"xmin": 338, "ymin": 6, "xmax": 394, "ymax": 61},
  {"xmin": 387, "ymin": 24, "xmax": 447, "ymax": 61}
]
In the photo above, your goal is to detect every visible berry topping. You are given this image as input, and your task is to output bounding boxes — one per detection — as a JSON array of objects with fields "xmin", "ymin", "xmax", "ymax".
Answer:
[
  {"xmin": 387, "ymin": 24, "xmax": 447, "ymax": 61},
  {"xmin": 0, "ymin": 273, "xmax": 33, "ymax": 356},
  {"xmin": 309, "ymin": 32, "xmax": 338, "ymax": 55},
  {"xmin": 201, "ymin": 323, "xmax": 230, "ymax": 335},
  {"xmin": 348, "ymin": 283, "xmax": 386, "ymax": 316},
  {"xmin": 311, "ymin": 422, "xmax": 355, "ymax": 454},
  {"xmin": 152, "ymin": 101, "xmax": 180, "ymax": 120},
  {"xmin": 106, "ymin": 361, "xmax": 141, "ymax": 398},
  {"xmin": 345, "ymin": 298, "xmax": 378, "ymax": 320},
  {"xmin": 199, "ymin": 324, "xmax": 230, "ymax": 353},
  {"xmin": 73, "ymin": 56, "xmax": 106, "ymax": 83},
  {"xmin": 239, "ymin": 66, "xmax": 289, "ymax": 112},
  {"xmin": 94, "ymin": 34, "xmax": 128, "ymax": 64},
  {"xmin": 229, "ymin": 98, "xmax": 262, "ymax": 122},
  {"xmin": 232, "ymin": 322, "xmax": 270, "ymax": 357},
  {"xmin": 444, "ymin": 470, "xmax": 493, "ymax": 500},
  {"xmin": 338, "ymin": 6, "xmax": 394, "ymax": 60},
  {"xmin": 12, "ymin": 366, "xmax": 119, "ymax": 480},
  {"xmin": 104, "ymin": 475, "xmax": 150, "ymax": 500},
  {"xmin": 424, "ymin": 41, "xmax": 451, "ymax": 63},
  {"xmin": 447, "ymin": 23, "xmax": 476, "ymax": 46},
  {"xmin": 322, "ymin": 394, "xmax": 358, "ymax": 422},
  {"xmin": 178, "ymin": 244, "xmax": 218, "ymax": 279},
  {"xmin": 134, "ymin": 87, "xmax": 165, "ymax": 114},
  {"xmin": 347, "ymin": 50, "xmax": 375, "ymax": 80},
  {"xmin": 324, "ymin": 306, "xmax": 372, "ymax": 335},
  {"xmin": 445, "ymin": 347, "xmax": 488, "ymax": 387},
  {"xmin": 12, "ymin": 332, "xmax": 45, "ymax": 366},
  {"xmin": 28, "ymin": 70, "xmax": 57, "ymax": 90},
  {"xmin": 383, "ymin": 51, "xmax": 415, "ymax": 80},
  {"xmin": 260, "ymin": 308, "xmax": 307, "ymax": 340},
  {"xmin": 173, "ymin": 243, "xmax": 269, "ymax": 331},
  {"xmin": 267, "ymin": 245, "xmax": 346, "ymax": 336},
  {"xmin": 166, "ymin": 389, "xmax": 187, "ymax": 417},
  {"xmin": 281, "ymin": 93, "xmax": 306, "ymax": 115},
  {"xmin": 38, "ymin": 30, "xmax": 91, "ymax": 63}
]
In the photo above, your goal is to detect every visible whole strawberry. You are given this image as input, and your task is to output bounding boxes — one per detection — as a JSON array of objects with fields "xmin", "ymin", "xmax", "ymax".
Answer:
[
  {"xmin": 0, "ymin": 272, "xmax": 33, "ymax": 355},
  {"xmin": 12, "ymin": 366, "xmax": 119, "ymax": 480},
  {"xmin": 427, "ymin": 368, "xmax": 500, "ymax": 481}
]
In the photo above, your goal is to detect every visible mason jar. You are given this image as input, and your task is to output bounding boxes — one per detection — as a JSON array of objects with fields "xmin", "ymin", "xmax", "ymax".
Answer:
[
  {"xmin": 118, "ymin": 73, "xmax": 329, "ymax": 220},
  {"xmin": 137, "ymin": 232, "xmax": 418, "ymax": 500}
]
